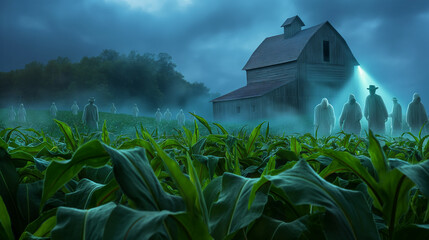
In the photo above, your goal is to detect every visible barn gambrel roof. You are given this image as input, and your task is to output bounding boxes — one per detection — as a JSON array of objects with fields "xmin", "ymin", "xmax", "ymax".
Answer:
[{"xmin": 243, "ymin": 23, "xmax": 324, "ymax": 70}]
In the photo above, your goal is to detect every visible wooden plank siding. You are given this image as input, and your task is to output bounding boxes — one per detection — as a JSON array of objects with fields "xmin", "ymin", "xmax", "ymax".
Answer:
[
  {"xmin": 213, "ymin": 97, "xmax": 266, "ymax": 120},
  {"xmin": 263, "ymin": 81, "xmax": 298, "ymax": 113},
  {"xmin": 297, "ymin": 64, "xmax": 354, "ymax": 113},
  {"xmin": 246, "ymin": 62, "xmax": 297, "ymax": 84},
  {"xmin": 299, "ymin": 24, "xmax": 356, "ymax": 65},
  {"xmin": 296, "ymin": 23, "xmax": 357, "ymax": 113}
]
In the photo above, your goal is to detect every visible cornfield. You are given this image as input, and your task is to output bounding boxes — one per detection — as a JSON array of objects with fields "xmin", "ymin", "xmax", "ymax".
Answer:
[{"xmin": 1, "ymin": 113, "xmax": 429, "ymax": 240}]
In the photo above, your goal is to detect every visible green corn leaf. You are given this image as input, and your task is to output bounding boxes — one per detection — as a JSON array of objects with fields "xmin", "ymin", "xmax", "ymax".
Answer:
[
  {"xmin": 0, "ymin": 135, "xmax": 8, "ymax": 150},
  {"xmin": 213, "ymin": 123, "xmax": 228, "ymax": 135},
  {"xmin": 41, "ymin": 140, "xmax": 110, "ymax": 209},
  {"xmin": 290, "ymin": 137, "xmax": 301, "ymax": 156},
  {"xmin": 246, "ymin": 215, "xmax": 321, "ymax": 240},
  {"xmin": 368, "ymin": 130, "xmax": 388, "ymax": 176},
  {"xmin": 192, "ymin": 119, "xmax": 199, "ymax": 145},
  {"xmin": 209, "ymin": 173, "xmax": 270, "ymax": 240},
  {"xmin": 397, "ymin": 160, "xmax": 429, "ymax": 197},
  {"xmin": 320, "ymin": 149, "xmax": 382, "ymax": 209},
  {"xmin": 54, "ymin": 119, "xmax": 77, "ymax": 151},
  {"xmin": 18, "ymin": 208, "xmax": 56, "ymax": 240},
  {"xmin": 246, "ymin": 122, "xmax": 264, "ymax": 154},
  {"xmin": 51, "ymin": 202, "xmax": 116, "ymax": 240},
  {"xmin": 250, "ymin": 160, "xmax": 380, "ymax": 240},
  {"xmin": 190, "ymin": 112, "xmax": 212, "ymax": 134},
  {"xmin": 0, "ymin": 147, "xmax": 24, "ymax": 237},
  {"xmin": 104, "ymin": 204, "xmax": 212, "ymax": 240},
  {"xmin": 101, "ymin": 120, "xmax": 110, "ymax": 145},
  {"xmin": 0, "ymin": 196, "xmax": 14, "ymax": 240},
  {"xmin": 186, "ymin": 153, "xmax": 209, "ymax": 226},
  {"xmin": 142, "ymin": 131, "xmax": 199, "ymax": 214},
  {"xmin": 65, "ymin": 179, "xmax": 104, "ymax": 209},
  {"xmin": 17, "ymin": 181, "xmax": 44, "ymax": 225},
  {"xmin": 103, "ymin": 144, "xmax": 184, "ymax": 211}
]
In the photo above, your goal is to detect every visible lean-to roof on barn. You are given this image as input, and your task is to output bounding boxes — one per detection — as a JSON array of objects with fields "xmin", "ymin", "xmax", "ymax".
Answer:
[{"xmin": 212, "ymin": 79, "xmax": 294, "ymax": 102}]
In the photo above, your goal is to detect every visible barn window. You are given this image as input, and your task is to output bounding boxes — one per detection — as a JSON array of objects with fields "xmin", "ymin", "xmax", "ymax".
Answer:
[
  {"xmin": 252, "ymin": 105, "xmax": 256, "ymax": 112},
  {"xmin": 323, "ymin": 40, "xmax": 330, "ymax": 62},
  {"xmin": 237, "ymin": 106, "xmax": 240, "ymax": 113}
]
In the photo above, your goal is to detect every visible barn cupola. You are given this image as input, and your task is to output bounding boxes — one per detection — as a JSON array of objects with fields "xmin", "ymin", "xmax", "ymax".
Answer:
[{"xmin": 281, "ymin": 15, "xmax": 305, "ymax": 38}]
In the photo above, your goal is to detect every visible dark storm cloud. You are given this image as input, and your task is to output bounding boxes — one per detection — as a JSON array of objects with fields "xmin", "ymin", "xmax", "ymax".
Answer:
[
  {"xmin": 293, "ymin": 0, "xmax": 429, "ymax": 104},
  {"xmin": 0, "ymin": 0, "xmax": 293, "ymax": 93},
  {"xmin": 1, "ymin": 0, "xmax": 429, "ymax": 107}
]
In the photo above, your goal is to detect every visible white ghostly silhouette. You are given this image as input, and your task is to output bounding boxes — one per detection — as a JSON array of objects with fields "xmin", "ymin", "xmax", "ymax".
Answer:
[
  {"xmin": 364, "ymin": 85, "xmax": 388, "ymax": 135},
  {"xmin": 389, "ymin": 97, "xmax": 402, "ymax": 136},
  {"xmin": 406, "ymin": 93, "xmax": 428, "ymax": 134},
  {"xmin": 71, "ymin": 101, "xmax": 79, "ymax": 116},
  {"xmin": 17, "ymin": 104, "xmax": 27, "ymax": 123},
  {"xmin": 314, "ymin": 98, "xmax": 335, "ymax": 137},
  {"xmin": 155, "ymin": 108, "xmax": 163, "ymax": 123},
  {"xmin": 176, "ymin": 109, "xmax": 186, "ymax": 127},
  {"xmin": 339, "ymin": 94, "xmax": 362, "ymax": 135},
  {"xmin": 164, "ymin": 108, "xmax": 172, "ymax": 121},
  {"xmin": 50, "ymin": 102, "xmax": 58, "ymax": 118},
  {"xmin": 82, "ymin": 98, "xmax": 99, "ymax": 131}
]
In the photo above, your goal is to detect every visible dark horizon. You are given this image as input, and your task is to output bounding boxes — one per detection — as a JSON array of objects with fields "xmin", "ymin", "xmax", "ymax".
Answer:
[{"xmin": 1, "ymin": 0, "xmax": 429, "ymax": 108}]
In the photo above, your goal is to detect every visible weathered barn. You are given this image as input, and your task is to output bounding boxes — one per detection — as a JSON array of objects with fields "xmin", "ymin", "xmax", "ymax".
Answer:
[{"xmin": 212, "ymin": 16, "xmax": 358, "ymax": 120}]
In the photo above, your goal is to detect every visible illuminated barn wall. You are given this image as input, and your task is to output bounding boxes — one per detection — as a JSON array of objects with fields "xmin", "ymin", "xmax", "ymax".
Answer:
[{"xmin": 212, "ymin": 16, "xmax": 358, "ymax": 120}]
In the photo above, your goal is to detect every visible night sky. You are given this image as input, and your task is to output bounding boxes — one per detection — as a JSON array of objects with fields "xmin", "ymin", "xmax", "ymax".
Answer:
[{"xmin": 1, "ymin": 0, "xmax": 428, "ymax": 107}]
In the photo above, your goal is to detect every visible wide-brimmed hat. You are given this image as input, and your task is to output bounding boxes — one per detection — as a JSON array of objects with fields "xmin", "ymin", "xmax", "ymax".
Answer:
[
  {"xmin": 367, "ymin": 85, "xmax": 378, "ymax": 90},
  {"xmin": 88, "ymin": 97, "xmax": 95, "ymax": 102}
]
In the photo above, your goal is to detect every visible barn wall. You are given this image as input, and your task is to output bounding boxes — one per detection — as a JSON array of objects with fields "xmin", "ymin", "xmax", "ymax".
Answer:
[
  {"xmin": 297, "ymin": 24, "xmax": 357, "ymax": 113},
  {"xmin": 213, "ymin": 97, "xmax": 267, "ymax": 121},
  {"xmin": 246, "ymin": 62, "xmax": 297, "ymax": 84},
  {"xmin": 299, "ymin": 24, "xmax": 356, "ymax": 66},
  {"xmin": 300, "ymin": 64, "xmax": 353, "ymax": 112},
  {"xmin": 263, "ymin": 81, "xmax": 298, "ymax": 114}
]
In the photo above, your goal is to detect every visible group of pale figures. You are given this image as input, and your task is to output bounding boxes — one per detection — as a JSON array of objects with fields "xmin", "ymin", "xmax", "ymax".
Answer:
[
  {"xmin": 314, "ymin": 85, "xmax": 428, "ymax": 137},
  {"xmin": 7, "ymin": 97, "xmax": 188, "ymax": 131}
]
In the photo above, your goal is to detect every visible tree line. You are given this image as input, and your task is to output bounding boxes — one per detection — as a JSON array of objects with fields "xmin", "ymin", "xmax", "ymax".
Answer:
[{"xmin": 0, "ymin": 50, "xmax": 210, "ymax": 111}]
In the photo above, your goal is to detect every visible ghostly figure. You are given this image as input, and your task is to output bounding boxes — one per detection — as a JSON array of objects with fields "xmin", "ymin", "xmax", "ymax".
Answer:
[
  {"xmin": 406, "ymin": 93, "xmax": 428, "ymax": 134},
  {"xmin": 110, "ymin": 103, "xmax": 117, "ymax": 114},
  {"xmin": 364, "ymin": 85, "xmax": 388, "ymax": 135},
  {"xmin": 314, "ymin": 98, "xmax": 336, "ymax": 137},
  {"xmin": 339, "ymin": 94, "xmax": 362, "ymax": 135},
  {"xmin": 133, "ymin": 104, "xmax": 139, "ymax": 117},
  {"xmin": 389, "ymin": 97, "xmax": 402, "ymax": 136},
  {"xmin": 71, "ymin": 101, "xmax": 79, "ymax": 116},
  {"xmin": 155, "ymin": 108, "xmax": 163, "ymax": 123},
  {"xmin": 17, "ymin": 104, "xmax": 26, "ymax": 123},
  {"xmin": 176, "ymin": 109, "xmax": 186, "ymax": 127},
  {"xmin": 164, "ymin": 108, "xmax": 172, "ymax": 121},
  {"xmin": 8, "ymin": 106, "xmax": 16, "ymax": 122},
  {"xmin": 82, "ymin": 97, "xmax": 99, "ymax": 131},
  {"xmin": 50, "ymin": 102, "xmax": 58, "ymax": 118}
]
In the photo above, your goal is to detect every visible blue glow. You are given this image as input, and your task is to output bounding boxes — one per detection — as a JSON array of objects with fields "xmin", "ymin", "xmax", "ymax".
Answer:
[{"xmin": 331, "ymin": 66, "xmax": 396, "ymax": 134}]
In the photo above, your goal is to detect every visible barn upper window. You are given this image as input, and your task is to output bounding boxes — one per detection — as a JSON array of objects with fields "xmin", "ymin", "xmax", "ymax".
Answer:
[
  {"xmin": 252, "ymin": 105, "xmax": 256, "ymax": 112},
  {"xmin": 323, "ymin": 40, "xmax": 330, "ymax": 62},
  {"xmin": 237, "ymin": 106, "xmax": 240, "ymax": 113}
]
